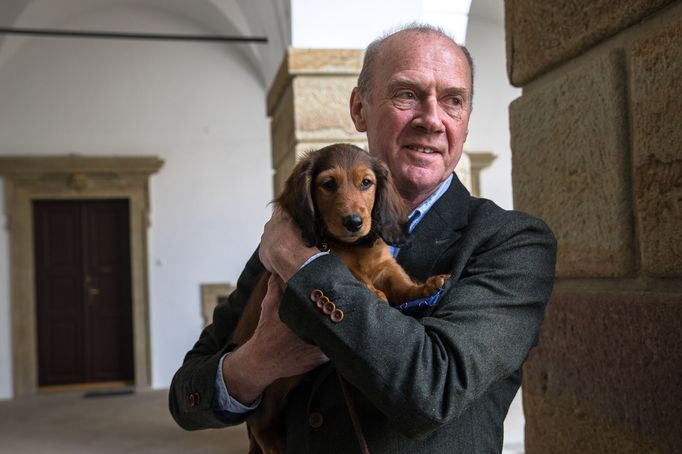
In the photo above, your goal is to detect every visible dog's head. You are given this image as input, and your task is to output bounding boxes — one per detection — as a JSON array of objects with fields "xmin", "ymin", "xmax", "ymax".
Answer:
[{"xmin": 276, "ymin": 143, "xmax": 410, "ymax": 248}]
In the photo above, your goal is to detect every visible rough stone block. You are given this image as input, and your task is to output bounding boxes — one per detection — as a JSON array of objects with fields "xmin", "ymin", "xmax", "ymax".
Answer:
[
  {"xmin": 629, "ymin": 17, "xmax": 682, "ymax": 277},
  {"xmin": 511, "ymin": 52, "xmax": 633, "ymax": 277},
  {"xmin": 270, "ymin": 83, "xmax": 295, "ymax": 168},
  {"xmin": 267, "ymin": 47, "xmax": 366, "ymax": 198},
  {"xmin": 293, "ymin": 75, "xmax": 364, "ymax": 142},
  {"xmin": 506, "ymin": 0, "xmax": 676, "ymax": 85},
  {"xmin": 524, "ymin": 290, "xmax": 682, "ymax": 453},
  {"xmin": 267, "ymin": 48, "xmax": 363, "ymax": 116},
  {"xmin": 273, "ymin": 151, "xmax": 295, "ymax": 198}
]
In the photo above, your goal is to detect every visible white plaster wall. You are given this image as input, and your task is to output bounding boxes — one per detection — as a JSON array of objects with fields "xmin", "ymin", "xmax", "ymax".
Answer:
[
  {"xmin": 291, "ymin": 0, "xmax": 471, "ymax": 47},
  {"xmin": 0, "ymin": 4, "xmax": 272, "ymax": 397},
  {"xmin": 465, "ymin": 2, "xmax": 520, "ymax": 210}
]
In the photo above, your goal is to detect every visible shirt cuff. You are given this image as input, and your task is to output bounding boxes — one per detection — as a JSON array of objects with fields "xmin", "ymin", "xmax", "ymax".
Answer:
[
  {"xmin": 215, "ymin": 352, "xmax": 262, "ymax": 413},
  {"xmin": 301, "ymin": 250, "xmax": 330, "ymax": 269}
]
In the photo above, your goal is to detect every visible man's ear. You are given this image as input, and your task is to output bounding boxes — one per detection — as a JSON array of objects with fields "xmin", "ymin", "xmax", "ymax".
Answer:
[{"xmin": 349, "ymin": 87, "xmax": 368, "ymax": 132}]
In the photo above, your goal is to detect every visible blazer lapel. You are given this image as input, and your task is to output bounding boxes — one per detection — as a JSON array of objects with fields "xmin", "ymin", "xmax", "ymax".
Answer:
[{"xmin": 397, "ymin": 174, "xmax": 470, "ymax": 281}]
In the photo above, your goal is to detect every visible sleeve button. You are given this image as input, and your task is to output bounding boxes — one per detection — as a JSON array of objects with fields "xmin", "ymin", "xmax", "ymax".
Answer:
[
  {"xmin": 330, "ymin": 308, "xmax": 344, "ymax": 323},
  {"xmin": 308, "ymin": 412, "xmax": 324, "ymax": 428},
  {"xmin": 188, "ymin": 392, "xmax": 200, "ymax": 407},
  {"xmin": 310, "ymin": 289, "xmax": 324, "ymax": 302},
  {"xmin": 322, "ymin": 301, "xmax": 336, "ymax": 315},
  {"xmin": 316, "ymin": 295, "xmax": 329, "ymax": 309}
]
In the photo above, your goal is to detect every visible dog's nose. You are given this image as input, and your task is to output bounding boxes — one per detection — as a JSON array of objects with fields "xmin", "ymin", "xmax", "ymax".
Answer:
[{"xmin": 342, "ymin": 215, "xmax": 363, "ymax": 233}]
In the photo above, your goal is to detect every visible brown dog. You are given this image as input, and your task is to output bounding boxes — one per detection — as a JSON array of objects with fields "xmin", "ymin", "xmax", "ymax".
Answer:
[{"xmin": 231, "ymin": 143, "xmax": 448, "ymax": 453}]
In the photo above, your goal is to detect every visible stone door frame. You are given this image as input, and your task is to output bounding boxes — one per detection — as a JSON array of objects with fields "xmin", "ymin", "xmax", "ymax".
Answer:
[{"xmin": 0, "ymin": 156, "xmax": 163, "ymax": 397}]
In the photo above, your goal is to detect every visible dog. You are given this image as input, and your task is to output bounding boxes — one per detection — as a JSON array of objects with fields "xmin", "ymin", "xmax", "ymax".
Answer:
[{"xmin": 231, "ymin": 143, "xmax": 448, "ymax": 454}]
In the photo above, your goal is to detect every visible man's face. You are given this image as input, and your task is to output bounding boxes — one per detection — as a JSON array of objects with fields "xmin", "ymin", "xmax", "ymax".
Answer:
[{"xmin": 350, "ymin": 31, "xmax": 472, "ymax": 207}]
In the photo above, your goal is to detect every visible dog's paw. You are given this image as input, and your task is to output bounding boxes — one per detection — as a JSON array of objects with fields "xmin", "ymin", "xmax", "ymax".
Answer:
[
  {"xmin": 422, "ymin": 274, "xmax": 449, "ymax": 296},
  {"xmin": 373, "ymin": 289, "xmax": 388, "ymax": 302}
]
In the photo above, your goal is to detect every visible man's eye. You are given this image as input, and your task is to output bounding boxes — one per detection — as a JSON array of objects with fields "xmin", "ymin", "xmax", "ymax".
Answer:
[
  {"xmin": 360, "ymin": 178, "xmax": 374, "ymax": 190},
  {"xmin": 446, "ymin": 96, "xmax": 462, "ymax": 106},
  {"xmin": 396, "ymin": 91, "xmax": 415, "ymax": 100},
  {"xmin": 321, "ymin": 180, "xmax": 337, "ymax": 192}
]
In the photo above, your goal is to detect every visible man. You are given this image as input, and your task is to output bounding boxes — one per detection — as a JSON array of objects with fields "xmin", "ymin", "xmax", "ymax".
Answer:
[{"xmin": 170, "ymin": 24, "xmax": 556, "ymax": 453}]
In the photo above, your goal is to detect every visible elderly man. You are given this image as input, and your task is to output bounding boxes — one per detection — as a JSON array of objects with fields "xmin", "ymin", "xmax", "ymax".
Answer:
[{"xmin": 170, "ymin": 24, "xmax": 556, "ymax": 453}]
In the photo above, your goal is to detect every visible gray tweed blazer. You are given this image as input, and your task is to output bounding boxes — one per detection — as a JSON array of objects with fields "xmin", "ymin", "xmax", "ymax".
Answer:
[{"xmin": 169, "ymin": 174, "xmax": 557, "ymax": 453}]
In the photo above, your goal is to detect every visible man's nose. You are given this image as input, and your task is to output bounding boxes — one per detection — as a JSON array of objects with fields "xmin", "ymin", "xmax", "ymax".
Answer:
[
  {"xmin": 413, "ymin": 97, "xmax": 444, "ymax": 133},
  {"xmin": 342, "ymin": 214, "xmax": 363, "ymax": 232}
]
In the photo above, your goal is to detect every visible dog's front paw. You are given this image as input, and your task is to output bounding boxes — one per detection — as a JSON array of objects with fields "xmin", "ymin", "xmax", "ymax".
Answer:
[
  {"xmin": 373, "ymin": 288, "xmax": 388, "ymax": 302},
  {"xmin": 422, "ymin": 274, "xmax": 449, "ymax": 296}
]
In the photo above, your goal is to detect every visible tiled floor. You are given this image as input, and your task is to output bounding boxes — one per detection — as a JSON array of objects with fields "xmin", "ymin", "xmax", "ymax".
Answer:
[
  {"xmin": 0, "ymin": 389, "xmax": 248, "ymax": 454},
  {"xmin": 0, "ymin": 388, "xmax": 525, "ymax": 453}
]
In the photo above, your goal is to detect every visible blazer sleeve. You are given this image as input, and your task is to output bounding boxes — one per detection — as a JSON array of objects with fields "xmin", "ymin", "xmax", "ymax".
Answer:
[
  {"xmin": 168, "ymin": 249, "xmax": 265, "ymax": 430},
  {"xmin": 278, "ymin": 210, "xmax": 557, "ymax": 439}
]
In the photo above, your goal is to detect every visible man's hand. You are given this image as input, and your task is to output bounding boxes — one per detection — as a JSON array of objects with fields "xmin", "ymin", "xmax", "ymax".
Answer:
[
  {"xmin": 222, "ymin": 274, "xmax": 329, "ymax": 405},
  {"xmin": 258, "ymin": 206, "xmax": 320, "ymax": 282}
]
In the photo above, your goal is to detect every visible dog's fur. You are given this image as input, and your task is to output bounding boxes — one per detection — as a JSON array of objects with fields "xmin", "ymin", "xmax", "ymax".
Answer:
[{"xmin": 231, "ymin": 143, "xmax": 447, "ymax": 454}]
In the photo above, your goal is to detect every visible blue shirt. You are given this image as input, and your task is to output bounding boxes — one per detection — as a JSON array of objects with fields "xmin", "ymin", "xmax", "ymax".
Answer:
[{"xmin": 389, "ymin": 174, "xmax": 453, "ymax": 257}]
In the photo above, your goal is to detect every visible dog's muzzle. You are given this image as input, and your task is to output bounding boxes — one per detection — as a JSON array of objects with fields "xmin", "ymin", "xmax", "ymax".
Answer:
[{"xmin": 342, "ymin": 214, "xmax": 363, "ymax": 233}]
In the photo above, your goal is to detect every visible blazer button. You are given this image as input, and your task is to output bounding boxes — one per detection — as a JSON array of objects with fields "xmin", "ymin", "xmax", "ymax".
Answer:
[
  {"xmin": 310, "ymin": 289, "xmax": 324, "ymax": 302},
  {"xmin": 308, "ymin": 412, "xmax": 324, "ymax": 428},
  {"xmin": 188, "ymin": 392, "xmax": 200, "ymax": 407},
  {"xmin": 316, "ymin": 295, "xmax": 330, "ymax": 309},
  {"xmin": 322, "ymin": 301, "xmax": 336, "ymax": 315},
  {"xmin": 330, "ymin": 308, "xmax": 344, "ymax": 323}
]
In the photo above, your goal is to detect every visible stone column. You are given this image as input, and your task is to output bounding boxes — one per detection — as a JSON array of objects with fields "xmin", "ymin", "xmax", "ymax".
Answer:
[
  {"xmin": 506, "ymin": 0, "xmax": 681, "ymax": 452},
  {"xmin": 266, "ymin": 48, "xmax": 366, "ymax": 196},
  {"xmin": 266, "ymin": 48, "xmax": 489, "ymax": 197}
]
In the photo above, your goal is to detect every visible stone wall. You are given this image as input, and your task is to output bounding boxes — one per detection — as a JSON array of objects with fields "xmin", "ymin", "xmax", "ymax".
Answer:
[{"xmin": 506, "ymin": 0, "xmax": 682, "ymax": 452}]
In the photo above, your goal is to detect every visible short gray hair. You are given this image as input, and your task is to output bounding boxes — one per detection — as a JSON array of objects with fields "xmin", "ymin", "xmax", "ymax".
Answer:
[{"xmin": 356, "ymin": 23, "xmax": 474, "ymax": 106}]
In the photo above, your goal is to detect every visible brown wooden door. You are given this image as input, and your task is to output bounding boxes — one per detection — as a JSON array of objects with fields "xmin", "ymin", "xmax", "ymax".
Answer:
[{"xmin": 34, "ymin": 199, "xmax": 134, "ymax": 387}]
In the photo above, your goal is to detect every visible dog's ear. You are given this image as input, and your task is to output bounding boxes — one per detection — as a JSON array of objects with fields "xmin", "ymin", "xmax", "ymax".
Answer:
[
  {"xmin": 371, "ymin": 159, "xmax": 410, "ymax": 247},
  {"xmin": 275, "ymin": 152, "xmax": 319, "ymax": 247}
]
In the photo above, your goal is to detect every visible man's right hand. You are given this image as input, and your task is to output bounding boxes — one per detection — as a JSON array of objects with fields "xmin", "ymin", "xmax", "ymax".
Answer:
[{"xmin": 222, "ymin": 274, "xmax": 329, "ymax": 406}]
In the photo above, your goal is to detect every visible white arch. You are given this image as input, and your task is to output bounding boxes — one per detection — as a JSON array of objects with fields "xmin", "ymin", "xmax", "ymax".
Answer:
[{"xmin": 0, "ymin": 0, "xmax": 289, "ymax": 86}]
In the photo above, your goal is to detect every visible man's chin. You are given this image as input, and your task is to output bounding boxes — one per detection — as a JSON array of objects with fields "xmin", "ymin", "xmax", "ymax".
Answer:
[{"xmin": 397, "ymin": 170, "xmax": 444, "ymax": 195}]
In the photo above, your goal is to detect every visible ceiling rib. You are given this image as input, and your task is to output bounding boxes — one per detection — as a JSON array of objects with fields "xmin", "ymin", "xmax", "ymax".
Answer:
[{"xmin": 0, "ymin": 26, "xmax": 267, "ymax": 43}]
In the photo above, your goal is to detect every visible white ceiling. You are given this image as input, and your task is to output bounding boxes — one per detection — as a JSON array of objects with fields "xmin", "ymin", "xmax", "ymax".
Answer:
[{"xmin": 0, "ymin": 0, "xmax": 290, "ymax": 86}]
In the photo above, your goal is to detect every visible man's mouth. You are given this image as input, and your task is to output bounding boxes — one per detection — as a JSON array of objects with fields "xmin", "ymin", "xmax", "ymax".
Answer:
[{"xmin": 406, "ymin": 145, "xmax": 438, "ymax": 154}]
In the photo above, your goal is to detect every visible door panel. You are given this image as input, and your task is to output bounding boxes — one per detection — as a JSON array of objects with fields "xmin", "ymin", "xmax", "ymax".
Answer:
[
  {"xmin": 83, "ymin": 201, "xmax": 133, "ymax": 382},
  {"xmin": 34, "ymin": 202, "xmax": 85, "ymax": 385},
  {"xmin": 34, "ymin": 200, "xmax": 134, "ymax": 387}
]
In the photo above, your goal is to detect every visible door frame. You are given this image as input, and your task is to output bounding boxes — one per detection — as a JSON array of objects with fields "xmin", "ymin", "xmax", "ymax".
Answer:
[{"xmin": 0, "ymin": 156, "xmax": 163, "ymax": 396}]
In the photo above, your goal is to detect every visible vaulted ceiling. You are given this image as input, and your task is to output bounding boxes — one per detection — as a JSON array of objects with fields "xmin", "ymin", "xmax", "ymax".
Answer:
[{"xmin": 0, "ymin": 0, "xmax": 290, "ymax": 86}]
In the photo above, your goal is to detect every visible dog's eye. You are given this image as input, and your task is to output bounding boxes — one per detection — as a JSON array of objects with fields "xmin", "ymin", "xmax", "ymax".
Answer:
[
  {"xmin": 360, "ymin": 178, "xmax": 374, "ymax": 190},
  {"xmin": 320, "ymin": 179, "xmax": 337, "ymax": 192}
]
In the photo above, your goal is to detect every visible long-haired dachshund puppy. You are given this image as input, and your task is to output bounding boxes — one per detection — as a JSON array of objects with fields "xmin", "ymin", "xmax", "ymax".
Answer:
[{"xmin": 231, "ymin": 143, "xmax": 448, "ymax": 454}]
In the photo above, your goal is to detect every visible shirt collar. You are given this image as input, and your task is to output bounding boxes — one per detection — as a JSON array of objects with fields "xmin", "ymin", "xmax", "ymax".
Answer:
[
  {"xmin": 389, "ymin": 174, "xmax": 453, "ymax": 258},
  {"xmin": 406, "ymin": 174, "xmax": 453, "ymax": 233}
]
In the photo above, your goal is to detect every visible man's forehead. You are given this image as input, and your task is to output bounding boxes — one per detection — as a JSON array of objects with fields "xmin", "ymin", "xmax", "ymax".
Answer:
[
  {"xmin": 377, "ymin": 42, "xmax": 470, "ymax": 83},
  {"xmin": 378, "ymin": 34, "xmax": 465, "ymax": 70},
  {"xmin": 382, "ymin": 29, "xmax": 456, "ymax": 53}
]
